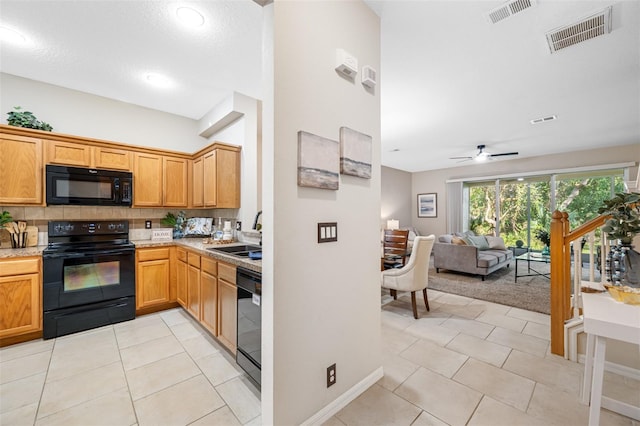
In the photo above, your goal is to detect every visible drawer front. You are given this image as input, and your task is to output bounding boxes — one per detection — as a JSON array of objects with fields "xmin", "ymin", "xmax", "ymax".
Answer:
[
  {"xmin": 218, "ymin": 262, "xmax": 236, "ymax": 285},
  {"xmin": 187, "ymin": 252, "xmax": 201, "ymax": 268},
  {"xmin": 0, "ymin": 257, "xmax": 40, "ymax": 276},
  {"xmin": 176, "ymin": 248, "xmax": 187, "ymax": 262},
  {"xmin": 201, "ymin": 257, "xmax": 217, "ymax": 276},
  {"xmin": 137, "ymin": 247, "xmax": 170, "ymax": 262}
]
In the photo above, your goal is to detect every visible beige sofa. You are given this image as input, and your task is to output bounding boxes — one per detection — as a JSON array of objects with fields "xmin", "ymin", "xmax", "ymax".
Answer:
[{"xmin": 433, "ymin": 233, "xmax": 513, "ymax": 280}]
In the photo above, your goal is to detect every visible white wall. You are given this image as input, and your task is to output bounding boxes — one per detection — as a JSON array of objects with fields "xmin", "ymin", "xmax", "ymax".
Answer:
[
  {"xmin": 410, "ymin": 144, "xmax": 640, "ymax": 237},
  {"xmin": 202, "ymin": 92, "xmax": 262, "ymax": 233},
  {"xmin": 1, "ymin": 73, "xmax": 206, "ymax": 152},
  {"xmin": 381, "ymin": 166, "xmax": 412, "ymax": 229},
  {"xmin": 265, "ymin": 1, "xmax": 381, "ymax": 424}
]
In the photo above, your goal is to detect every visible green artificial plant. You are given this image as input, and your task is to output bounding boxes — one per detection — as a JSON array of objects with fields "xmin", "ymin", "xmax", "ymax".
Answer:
[
  {"xmin": 598, "ymin": 192, "xmax": 640, "ymax": 245},
  {"xmin": 6, "ymin": 106, "xmax": 53, "ymax": 131}
]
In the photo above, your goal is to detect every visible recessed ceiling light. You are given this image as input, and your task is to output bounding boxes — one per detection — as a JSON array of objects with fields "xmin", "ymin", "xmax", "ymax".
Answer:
[
  {"xmin": 176, "ymin": 6, "xmax": 204, "ymax": 27},
  {"xmin": 0, "ymin": 26, "xmax": 27, "ymax": 45},
  {"xmin": 144, "ymin": 73, "xmax": 172, "ymax": 88}
]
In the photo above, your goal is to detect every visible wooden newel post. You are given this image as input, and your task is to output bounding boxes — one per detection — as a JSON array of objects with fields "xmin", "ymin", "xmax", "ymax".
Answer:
[{"xmin": 550, "ymin": 210, "xmax": 569, "ymax": 356}]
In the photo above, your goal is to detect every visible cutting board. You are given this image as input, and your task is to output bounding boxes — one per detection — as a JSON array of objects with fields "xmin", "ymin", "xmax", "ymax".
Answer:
[{"xmin": 26, "ymin": 226, "xmax": 38, "ymax": 247}]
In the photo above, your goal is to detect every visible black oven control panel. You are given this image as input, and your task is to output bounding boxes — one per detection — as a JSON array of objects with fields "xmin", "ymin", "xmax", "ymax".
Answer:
[{"xmin": 49, "ymin": 220, "xmax": 129, "ymax": 237}]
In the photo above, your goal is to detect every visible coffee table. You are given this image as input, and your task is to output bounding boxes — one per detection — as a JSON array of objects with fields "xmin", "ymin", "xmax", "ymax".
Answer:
[{"xmin": 514, "ymin": 252, "xmax": 550, "ymax": 283}]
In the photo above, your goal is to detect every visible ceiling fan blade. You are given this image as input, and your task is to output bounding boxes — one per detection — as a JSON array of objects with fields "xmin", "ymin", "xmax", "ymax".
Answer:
[
  {"xmin": 449, "ymin": 156, "xmax": 473, "ymax": 160},
  {"xmin": 488, "ymin": 152, "xmax": 519, "ymax": 157}
]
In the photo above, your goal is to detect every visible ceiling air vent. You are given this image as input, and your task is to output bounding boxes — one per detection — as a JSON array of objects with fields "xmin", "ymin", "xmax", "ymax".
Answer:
[
  {"xmin": 546, "ymin": 6, "xmax": 612, "ymax": 53},
  {"xmin": 530, "ymin": 115, "xmax": 557, "ymax": 125},
  {"xmin": 487, "ymin": 0, "xmax": 536, "ymax": 24}
]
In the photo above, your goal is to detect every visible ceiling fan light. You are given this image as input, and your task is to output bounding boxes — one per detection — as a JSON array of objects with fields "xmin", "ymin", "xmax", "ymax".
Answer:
[{"xmin": 475, "ymin": 152, "xmax": 489, "ymax": 162}]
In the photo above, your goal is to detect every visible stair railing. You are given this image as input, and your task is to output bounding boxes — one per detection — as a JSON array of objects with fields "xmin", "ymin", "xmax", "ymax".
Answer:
[{"xmin": 550, "ymin": 210, "xmax": 608, "ymax": 356}]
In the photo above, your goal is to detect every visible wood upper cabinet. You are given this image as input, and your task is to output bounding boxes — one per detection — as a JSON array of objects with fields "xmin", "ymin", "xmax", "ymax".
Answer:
[
  {"xmin": 217, "ymin": 262, "xmax": 237, "ymax": 353},
  {"xmin": 133, "ymin": 152, "xmax": 163, "ymax": 207},
  {"xmin": 0, "ymin": 257, "xmax": 41, "ymax": 339},
  {"xmin": 46, "ymin": 140, "xmax": 131, "ymax": 170},
  {"xmin": 46, "ymin": 140, "xmax": 92, "ymax": 167},
  {"xmin": 133, "ymin": 153, "xmax": 187, "ymax": 207},
  {"xmin": 193, "ymin": 147, "xmax": 240, "ymax": 209},
  {"xmin": 0, "ymin": 134, "xmax": 43, "ymax": 205},
  {"xmin": 192, "ymin": 156, "xmax": 204, "ymax": 207},
  {"xmin": 203, "ymin": 150, "xmax": 217, "ymax": 207},
  {"xmin": 215, "ymin": 148, "xmax": 240, "ymax": 208},
  {"xmin": 94, "ymin": 147, "xmax": 131, "ymax": 170},
  {"xmin": 163, "ymin": 156, "xmax": 188, "ymax": 207},
  {"xmin": 136, "ymin": 247, "xmax": 171, "ymax": 310}
]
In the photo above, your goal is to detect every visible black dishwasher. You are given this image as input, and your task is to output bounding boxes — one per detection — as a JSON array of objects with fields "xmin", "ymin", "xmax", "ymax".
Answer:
[{"xmin": 236, "ymin": 267, "xmax": 261, "ymax": 388}]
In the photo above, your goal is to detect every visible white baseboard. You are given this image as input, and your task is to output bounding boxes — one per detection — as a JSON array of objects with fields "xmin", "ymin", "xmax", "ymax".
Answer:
[{"xmin": 301, "ymin": 366, "xmax": 384, "ymax": 426}]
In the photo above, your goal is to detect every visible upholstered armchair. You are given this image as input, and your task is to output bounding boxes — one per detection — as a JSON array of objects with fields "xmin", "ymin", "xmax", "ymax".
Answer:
[{"xmin": 381, "ymin": 235, "xmax": 435, "ymax": 319}]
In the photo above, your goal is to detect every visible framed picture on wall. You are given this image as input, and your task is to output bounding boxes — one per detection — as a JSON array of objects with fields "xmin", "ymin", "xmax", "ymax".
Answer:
[{"xmin": 417, "ymin": 193, "xmax": 437, "ymax": 218}]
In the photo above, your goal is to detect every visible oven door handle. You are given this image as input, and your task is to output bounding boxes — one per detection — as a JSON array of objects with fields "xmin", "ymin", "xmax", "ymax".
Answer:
[{"xmin": 44, "ymin": 248, "xmax": 133, "ymax": 259}]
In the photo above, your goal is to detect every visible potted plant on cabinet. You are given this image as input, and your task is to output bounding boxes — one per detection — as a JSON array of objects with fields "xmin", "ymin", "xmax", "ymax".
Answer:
[{"xmin": 535, "ymin": 228, "xmax": 551, "ymax": 255}]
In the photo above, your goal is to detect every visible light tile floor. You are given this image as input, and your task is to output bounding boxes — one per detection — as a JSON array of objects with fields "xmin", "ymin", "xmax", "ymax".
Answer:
[
  {"xmin": 2, "ymin": 292, "xmax": 639, "ymax": 426},
  {"xmin": 0, "ymin": 308, "xmax": 261, "ymax": 426},
  {"xmin": 326, "ymin": 289, "xmax": 640, "ymax": 426}
]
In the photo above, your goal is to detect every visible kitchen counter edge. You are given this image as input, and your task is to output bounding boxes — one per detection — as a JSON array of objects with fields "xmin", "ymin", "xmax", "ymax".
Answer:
[{"xmin": 133, "ymin": 239, "xmax": 262, "ymax": 273}]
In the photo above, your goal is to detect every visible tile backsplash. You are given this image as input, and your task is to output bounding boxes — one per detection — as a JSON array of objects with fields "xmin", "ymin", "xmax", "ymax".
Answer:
[{"xmin": 0, "ymin": 206, "xmax": 238, "ymax": 239}]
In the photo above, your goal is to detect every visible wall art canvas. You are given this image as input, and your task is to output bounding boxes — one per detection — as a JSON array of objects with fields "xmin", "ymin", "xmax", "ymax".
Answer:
[
  {"xmin": 298, "ymin": 131, "xmax": 340, "ymax": 190},
  {"xmin": 417, "ymin": 193, "xmax": 437, "ymax": 218},
  {"xmin": 340, "ymin": 127, "xmax": 372, "ymax": 179}
]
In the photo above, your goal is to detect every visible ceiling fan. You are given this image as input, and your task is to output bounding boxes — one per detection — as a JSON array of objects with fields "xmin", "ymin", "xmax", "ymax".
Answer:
[{"xmin": 450, "ymin": 144, "xmax": 519, "ymax": 162}]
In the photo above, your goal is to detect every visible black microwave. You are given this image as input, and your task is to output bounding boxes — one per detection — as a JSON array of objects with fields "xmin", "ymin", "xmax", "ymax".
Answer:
[{"xmin": 46, "ymin": 165, "xmax": 133, "ymax": 206}]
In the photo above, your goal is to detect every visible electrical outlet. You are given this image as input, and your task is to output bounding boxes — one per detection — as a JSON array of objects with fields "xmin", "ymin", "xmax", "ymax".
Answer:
[
  {"xmin": 327, "ymin": 363, "xmax": 336, "ymax": 388},
  {"xmin": 145, "ymin": 220, "xmax": 152, "ymax": 229},
  {"xmin": 236, "ymin": 221, "xmax": 242, "ymax": 231}
]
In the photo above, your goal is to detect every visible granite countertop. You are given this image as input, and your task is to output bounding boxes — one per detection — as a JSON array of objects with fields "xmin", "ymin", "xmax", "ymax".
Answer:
[
  {"xmin": 0, "ymin": 246, "xmax": 47, "ymax": 259},
  {"xmin": 133, "ymin": 239, "xmax": 262, "ymax": 273},
  {"xmin": 0, "ymin": 239, "xmax": 261, "ymax": 274}
]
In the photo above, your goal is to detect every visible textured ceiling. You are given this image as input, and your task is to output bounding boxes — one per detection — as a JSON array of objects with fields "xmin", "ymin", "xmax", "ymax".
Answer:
[
  {"xmin": 1, "ymin": 1, "xmax": 638, "ymax": 172},
  {"xmin": 0, "ymin": 0, "xmax": 264, "ymax": 120}
]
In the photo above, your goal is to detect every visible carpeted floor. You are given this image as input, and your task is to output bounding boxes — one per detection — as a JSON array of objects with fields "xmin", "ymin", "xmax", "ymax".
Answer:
[{"xmin": 427, "ymin": 261, "xmax": 551, "ymax": 314}]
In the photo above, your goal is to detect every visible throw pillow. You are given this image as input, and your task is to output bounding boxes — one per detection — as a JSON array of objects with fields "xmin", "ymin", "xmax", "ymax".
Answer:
[
  {"xmin": 439, "ymin": 234, "xmax": 453, "ymax": 244},
  {"xmin": 451, "ymin": 236, "xmax": 467, "ymax": 245},
  {"xmin": 486, "ymin": 235, "xmax": 507, "ymax": 250},
  {"xmin": 467, "ymin": 235, "xmax": 490, "ymax": 250}
]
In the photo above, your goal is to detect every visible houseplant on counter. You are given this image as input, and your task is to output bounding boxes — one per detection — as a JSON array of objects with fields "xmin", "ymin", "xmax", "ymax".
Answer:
[
  {"xmin": 161, "ymin": 211, "xmax": 186, "ymax": 239},
  {"xmin": 598, "ymin": 192, "xmax": 640, "ymax": 294}
]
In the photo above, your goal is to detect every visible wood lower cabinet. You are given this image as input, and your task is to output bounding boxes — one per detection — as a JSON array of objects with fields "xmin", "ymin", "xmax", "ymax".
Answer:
[
  {"xmin": 136, "ymin": 248, "xmax": 171, "ymax": 310},
  {"xmin": 176, "ymin": 248, "xmax": 188, "ymax": 308},
  {"xmin": 200, "ymin": 257, "xmax": 218, "ymax": 335},
  {"xmin": 0, "ymin": 133, "xmax": 43, "ymax": 205},
  {"xmin": 217, "ymin": 262, "xmax": 237, "ymax": 352},
  {"xmin": 187, "ymin": 252, "xmax": 201, "ymax": 319},
  {"xmin": 0, "ymin": 257, "xmax": 42, "ymax": 341}
]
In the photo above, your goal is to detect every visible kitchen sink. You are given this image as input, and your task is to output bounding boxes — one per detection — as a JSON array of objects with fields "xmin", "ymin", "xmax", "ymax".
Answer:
[{"xmin": 207, "ymin": 245, "xmax": 262, "ymax": 258}]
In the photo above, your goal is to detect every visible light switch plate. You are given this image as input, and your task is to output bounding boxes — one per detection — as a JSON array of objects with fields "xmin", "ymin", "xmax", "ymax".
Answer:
[{"xmin": 318, "ymin": 222, "xmax": 337, "ymax": 243}]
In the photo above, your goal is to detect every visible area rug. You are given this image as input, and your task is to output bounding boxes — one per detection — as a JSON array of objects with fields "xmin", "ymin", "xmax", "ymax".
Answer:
[{"xmin": 426, "ymin": 261, "xmax": 551, "ymax": 314}]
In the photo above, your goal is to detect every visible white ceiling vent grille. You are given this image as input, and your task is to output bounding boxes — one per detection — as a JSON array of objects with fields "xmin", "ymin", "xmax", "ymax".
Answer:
[
  {"xmin": 487, "ymin": 0, "xmax": 536, "ymax": 24},
  {"xmin": 546, "ymin": 6, "xmax": 612, "ymax": 53}
]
